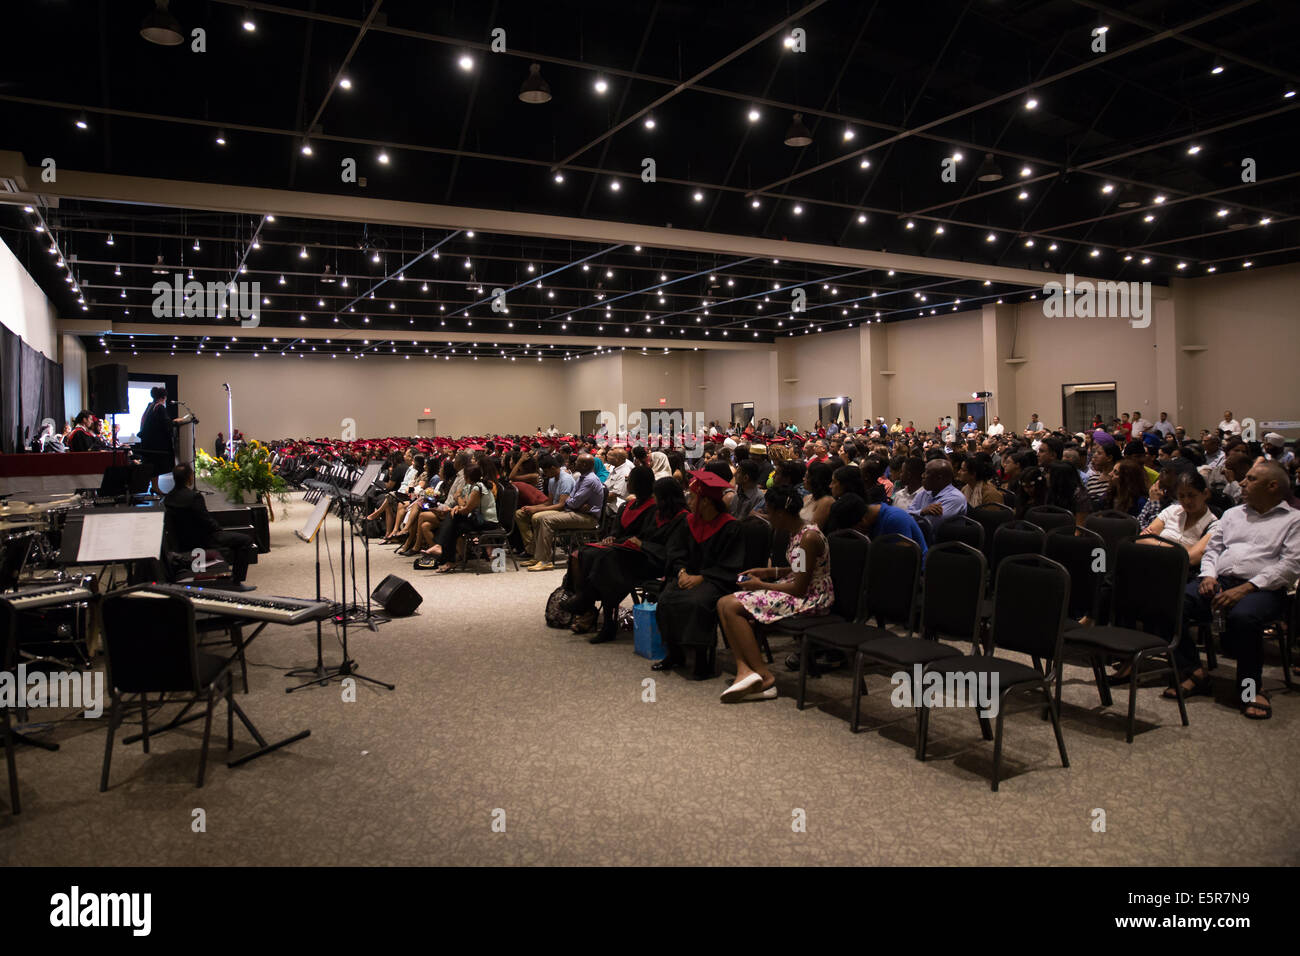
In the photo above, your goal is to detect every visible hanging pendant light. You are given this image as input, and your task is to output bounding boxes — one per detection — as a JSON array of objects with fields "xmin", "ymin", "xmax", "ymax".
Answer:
[
  {"xmin": 518, "ymin": 63, "xmax": 552, "ymax": 104},
  {"xmin": 140, "ymin": 0, "xmax": 184, "ymax": 46},
  {"xmin": 784, "ymin": 113, "xmax": 812, "ymax": 147},
  {"xmin": 975, "ymin": 153, "xmax": 1004, "ymax": 182}
]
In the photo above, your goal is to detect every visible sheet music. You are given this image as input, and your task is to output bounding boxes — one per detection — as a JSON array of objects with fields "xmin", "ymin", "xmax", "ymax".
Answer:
[
  {"xmin": 350, "ymin": 461, "xmax": 383, "ymax": 497},
  {"xmin": 296, "ymin": 496, "xmax": 331, "ymax": 542},
  {"xmin": 76, "ymin": 512, "xmax": 165, "ymax": 562}
]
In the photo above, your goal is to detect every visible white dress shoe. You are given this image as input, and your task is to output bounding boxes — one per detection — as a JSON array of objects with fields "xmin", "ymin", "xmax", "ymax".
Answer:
[{"xmin": 721, "ymin": 673, "xmax": 763, "ymax": 702}]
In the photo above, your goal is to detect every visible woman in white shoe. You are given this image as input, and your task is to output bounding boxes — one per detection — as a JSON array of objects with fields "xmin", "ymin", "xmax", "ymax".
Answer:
[{"xmin": 716, "ymin": 486, "xmax": 835, "ymax": 702}]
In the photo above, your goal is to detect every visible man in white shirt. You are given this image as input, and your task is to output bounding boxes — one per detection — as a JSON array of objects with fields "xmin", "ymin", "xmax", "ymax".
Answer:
[
  {"xmin": 604, "ymin": 446, "xmax": 633, "ymax": 504},
  {"xmin": 1131, "ymin": 410, "xmax": 1151, "ymax": 439},
  {"xmin": 1172, "ymin": 461, "xmax": 1300, "ymax": 721},
  {"xmin": 1152, "ymin": 412, "xmax": 1175, "ymax": 439},
  {"xmin": 1218, "ymin": 410, "xmax": 1241, "ymax": 436},
  {"xmin": 986, "ymin": 416, "xmax": 1005, "ymax": 437}
]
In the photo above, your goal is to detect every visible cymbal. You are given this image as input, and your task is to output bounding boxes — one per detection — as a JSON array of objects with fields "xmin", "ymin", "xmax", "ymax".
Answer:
[{"xmin": 0, "ymin": 519, "xmax": 42, "ymax": 532}]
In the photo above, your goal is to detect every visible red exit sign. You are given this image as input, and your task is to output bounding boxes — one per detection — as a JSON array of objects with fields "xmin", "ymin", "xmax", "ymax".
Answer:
[
  {"xmin": 658, "ymin": 398, "xmax": 667, "ymax": 405},
  {"xmin": 424, "ymin": 408, "xmax": 432, "ymax": 415}
]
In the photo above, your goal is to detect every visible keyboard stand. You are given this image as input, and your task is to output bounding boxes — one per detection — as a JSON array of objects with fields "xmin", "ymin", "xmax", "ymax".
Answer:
[{"xmin": 121, "ymin": 620, "xmax": 310, "ymax": 767}]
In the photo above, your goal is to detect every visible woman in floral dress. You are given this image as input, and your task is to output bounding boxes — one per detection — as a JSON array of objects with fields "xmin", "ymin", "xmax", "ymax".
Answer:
[{"xmin": 716, "ymin": 485, "xmax": 835, "ymax": 702}]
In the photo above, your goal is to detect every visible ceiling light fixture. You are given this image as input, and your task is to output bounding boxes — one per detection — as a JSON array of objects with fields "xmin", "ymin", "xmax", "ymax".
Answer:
[
  {"xmin": 519, "ymin": 63, "xmax": 551, "ymax": 103},
  {"xmin": 140, "ymin": 0, "xmax": 184, "ymax": 45},
  {"xmin": 784, "ymin": 113, "xmax": 813, "ymax": 147},
  {"xmin": 975, "ymin": 153, "xmax": 1003, "ymax": 182},
  {"xmin": 459, "ymin": 54, "xmax": 474, "ymax": 71}
]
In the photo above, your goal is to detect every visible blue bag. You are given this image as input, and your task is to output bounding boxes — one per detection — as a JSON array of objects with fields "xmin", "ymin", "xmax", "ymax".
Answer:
[{"xmin": 632, "ymin": 602, "xmax": 664, "ymax": 660}]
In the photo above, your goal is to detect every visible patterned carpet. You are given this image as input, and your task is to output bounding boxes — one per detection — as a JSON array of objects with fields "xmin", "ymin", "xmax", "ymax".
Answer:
[{"xmin": 3, "ymin": 494, "xmax": 1297, "ymax": 866}]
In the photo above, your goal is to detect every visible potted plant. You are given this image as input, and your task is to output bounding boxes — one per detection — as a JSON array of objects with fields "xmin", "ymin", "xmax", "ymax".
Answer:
[{"xmin": 196, "ymin": 439, "xmax": 290, "ymax": 520}]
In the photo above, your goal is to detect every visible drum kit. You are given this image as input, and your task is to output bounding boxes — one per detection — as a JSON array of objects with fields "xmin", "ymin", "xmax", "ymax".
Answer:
[{"xmin": 0, "ymin": 492, "xmax": 85, "ymax": 582}]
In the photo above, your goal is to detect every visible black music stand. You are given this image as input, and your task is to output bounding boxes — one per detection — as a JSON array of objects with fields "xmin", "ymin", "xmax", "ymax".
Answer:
[
  {"xmin": 285, "ymin": 496, "xmax": 337, "ymax": 685},
  {"xmin": 341, "ymin": 465, "xmax": 389, "ymax": 631},
  {"xmin": 286, "ymin": 483, "xmax": 393, "ymax": 694}
]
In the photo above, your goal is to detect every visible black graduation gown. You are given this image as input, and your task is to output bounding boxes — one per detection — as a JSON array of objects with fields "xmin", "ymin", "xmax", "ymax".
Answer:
[
  {"xmin": 570, "ymin": 500, "xmax": 657, "ymax": 590},
  {"xmin": 581, "ymin": 508, "xmax": 685, "ymax": 606},
  {"xmin": 655, "ymin": 517, "xmax": 746, "ymax": 650}
]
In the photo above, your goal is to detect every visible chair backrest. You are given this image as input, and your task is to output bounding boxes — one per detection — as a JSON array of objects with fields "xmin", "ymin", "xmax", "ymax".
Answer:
[
  {"xmin": 990, "ymin": 554, "xmax": 1070, "ymax": 664},
  {"xmin": 920, "ymin": 541, "xmax": 986, "ymax": 652},
  {"xmin": 934, "ymin": 514, "xmax": 985, "ymax": 551},
  {"xmin": 770, "ymin": 524, "xmax": 791, "ymax": 568},
  {"xmin": 101, "ymin": 592, "xmax": 205, "ymax": 694},
  {"xmin": 825, "ymin": 529, "xmax": 870, "ymax": 621},
  {"xmin": 968, "ymin": 502, "xmax": 1015, "ymax": 562},
  {"xmin": 991, "ymin": 519, "xmax": 1046, "ymax": 577},
  {"xmin": 864, "ymin": 533, "xmax": 922, "ymax": 630},
  {"xmin": 494, "ymin": 482, "xmax": 518, "ymax": 534},
  {"xmin": 1084, "ymin": 509, "xmax": 1140, "ymax": 569},
  {"xmin": 1111, "ymin": 535, "xmax": 1189, "ymax": 642},
  {"xmin": 1024, "ymin": 504, "xmax": 1076, "ymax": 534},
  {"xmin": 1044, "ymin": 524, "xmax": 1105, "ymax": 621},
  {"xmin": 738, "ymin": 515, "xmax": 774, "ymax": 571}
]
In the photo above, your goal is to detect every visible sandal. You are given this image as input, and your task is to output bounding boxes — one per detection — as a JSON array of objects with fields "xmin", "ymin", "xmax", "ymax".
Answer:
[
  {"xmin": 1163, "ymin": 673, "xmax": 1213, "ymax": 700},
  {"xmin": 1242, "ymin": 696, "xmax": 1272, "ymax": 720}
]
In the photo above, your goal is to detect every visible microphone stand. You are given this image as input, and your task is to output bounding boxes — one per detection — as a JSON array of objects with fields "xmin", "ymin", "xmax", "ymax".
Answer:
[
  {"xmin": 222, "ymin": 383, "xmax": 234, "ymax": 461},
  {"xmin": 179, "ymin": 401, "xmax": 199, "ymax": 467}
]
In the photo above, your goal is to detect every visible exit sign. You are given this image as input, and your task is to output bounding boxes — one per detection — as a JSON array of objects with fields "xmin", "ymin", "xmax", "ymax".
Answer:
[
  {"xmin": 424, "ymin": 408, "xmax": 431, "ymax": 415},
  {"xmin": 658, "ymin": 398, "xmax": 667, "ymax": 405}
]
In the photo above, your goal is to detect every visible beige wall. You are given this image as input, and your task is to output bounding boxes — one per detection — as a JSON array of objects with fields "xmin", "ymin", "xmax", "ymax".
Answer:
[
  {"xmin": 1173, "ymin": 263, "xmax": 1300, "ymax": 434},
  {"xmin": 77, "ymin": 263, "xmax": 1300, "ymax": 446},
  {"xmin": 884, "ymin": 309, "xmax": 984, "ymax": 429}
]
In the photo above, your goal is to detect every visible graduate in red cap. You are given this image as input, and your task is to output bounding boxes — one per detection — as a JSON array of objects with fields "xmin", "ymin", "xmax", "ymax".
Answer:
[{"xmin": 653, "ymin": 469, "xmax": 747, "ymax": 679}]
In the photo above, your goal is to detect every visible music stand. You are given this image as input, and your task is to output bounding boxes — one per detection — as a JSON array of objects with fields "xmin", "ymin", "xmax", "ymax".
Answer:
[
  {"xmin": 336, "ymin": 462, "xmax": 388, "ymax": 630},
  {"xmin": 286, "ymin": 498, "xmax": 336, "ymax": 683},
  {"xmin": 286, "ymin": 483, "xmax": 393, "ymax": 694}
]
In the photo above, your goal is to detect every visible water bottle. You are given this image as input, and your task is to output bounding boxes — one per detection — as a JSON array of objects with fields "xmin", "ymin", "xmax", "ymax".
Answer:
[{"xmin": 1211, "ymin": 607, "xmax": 1226, "ymax": 636}]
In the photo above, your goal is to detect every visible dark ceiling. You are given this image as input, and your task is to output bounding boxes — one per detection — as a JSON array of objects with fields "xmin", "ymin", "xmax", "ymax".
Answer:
[{"xmin": 2, "ymin": 0, "xmax": 1297, "ymax": 359}]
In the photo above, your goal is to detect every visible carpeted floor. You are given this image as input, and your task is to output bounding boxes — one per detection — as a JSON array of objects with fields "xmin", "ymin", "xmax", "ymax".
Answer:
[{"xmin": 3, "ymin": 494, "xmax": 1298, "ymax": 866}]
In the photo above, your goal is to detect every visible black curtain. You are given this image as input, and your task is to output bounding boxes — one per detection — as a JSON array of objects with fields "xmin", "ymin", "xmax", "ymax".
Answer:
[{"xmin": 0, "ymin": 324, "xmax": 65, "ymax": 453}]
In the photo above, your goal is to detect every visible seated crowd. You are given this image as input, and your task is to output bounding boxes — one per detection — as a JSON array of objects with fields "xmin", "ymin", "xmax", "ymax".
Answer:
[{"xmin": 271, "ymin": 408, "xmax": 1300, "ymax": 720}]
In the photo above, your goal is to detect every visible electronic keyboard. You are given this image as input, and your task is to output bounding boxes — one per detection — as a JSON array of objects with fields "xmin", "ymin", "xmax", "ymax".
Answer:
[
  {"xmin": 141, "ymin": 584, "xmax": 333, "ymax": 625},
  {"xmin": 0, "ymin": 582, "xmax": 94, "ymax": 610}
]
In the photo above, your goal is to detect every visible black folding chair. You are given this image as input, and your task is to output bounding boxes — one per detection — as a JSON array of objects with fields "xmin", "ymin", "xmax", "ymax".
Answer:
[
  {"xmin": 850, "ymin": 541, "xmax": 984, "ymax": 736},
  {"xmin": 934, "ymin": 515, "xmax": 984, "ymax": 551},
  {"xmin": 100, "ymin": 591, "xmax": 237, "ymax": 790},
  {"xmin": 1, "ymin": 602, "xmax": 21, "ymax": 813},
  {"xmin": 1084, "ymin": 509, "xmax": 1140, "ymax": 624},
  {"xmin": 797, "ymin": 533, "xmax": 922, "ymax": 708},
  {"xmin": 1061, "ymin": 535, "xmax": 1191, "ymax": 742},
  {"xmin": 754, "ymin": 529, "xmax": 868, "ymax": 664},
  {"xmin": 968, "ymin": 502, "xmax": 1014, "ymax": 564},
  {"xmin": 1024, "ymin": 505, "xmax": 1076, "ymax": 535},
  {"xmin": 462, "ymin": 482, "xmax": 519, "ymax": 573},
  {"xmin": 917, "ymin": 554, "xmax": 1071, "ymax": 791}
]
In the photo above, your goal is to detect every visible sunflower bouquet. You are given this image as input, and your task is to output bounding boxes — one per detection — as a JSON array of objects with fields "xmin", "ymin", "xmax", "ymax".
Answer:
[{"xmin": 196, "ymin": 439, "xmax": 290, "ymax": 518}]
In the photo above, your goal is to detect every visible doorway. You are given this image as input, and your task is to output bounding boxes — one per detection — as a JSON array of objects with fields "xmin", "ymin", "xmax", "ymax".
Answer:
[
  {"xmin": 640, "ymin": 407, "xmax": 685, "ymax": 447},
  {"xmin": 417, "ymin": 418, "xmax": 437, "ymax": 438},
  {"xmin": 818, "ymin": 396, "xmax": 851, "ymax": 428},
  {"xmin": 1061, "ymin": 382, "xmax": 1117, "ymax": 435},
  {"xmin": 579, "ymin": 410, "xmax": 601, "ymax": 437},
  {"xmin": 730, "ymin": 402, "xmax": 755, "ymax": 429},
  {"xmin": 957, "ymin": 402, "xmax": 986, "ymax": 434}
]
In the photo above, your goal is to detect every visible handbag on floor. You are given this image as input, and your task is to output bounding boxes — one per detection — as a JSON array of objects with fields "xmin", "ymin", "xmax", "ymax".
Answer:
[
  {"xmin": 632, "ymin": 602, "xmax": 664, "ymax": 660},
  {"xmin": 545, "ymin": 585, "xmax": 576, "ymax": 629}
]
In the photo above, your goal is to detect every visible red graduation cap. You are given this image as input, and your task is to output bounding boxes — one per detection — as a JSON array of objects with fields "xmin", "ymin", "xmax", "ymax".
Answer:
[{"xmin": 688, "ymin": 468, "xmax": 730, "ymax": 501}]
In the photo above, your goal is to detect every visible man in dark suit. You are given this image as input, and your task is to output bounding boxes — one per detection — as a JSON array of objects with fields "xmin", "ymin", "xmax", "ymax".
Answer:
[{"xmin": 164, "ymin": 463, "xmax": 257, "ymax": 591}]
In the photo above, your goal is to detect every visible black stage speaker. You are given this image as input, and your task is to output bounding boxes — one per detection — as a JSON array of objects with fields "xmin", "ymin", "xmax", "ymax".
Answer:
[
  {"xmin": 372, "ymin": 574, "xmax": 422, "ymax": 616},
  {"xmin": 88, "ymin": 364, "xmax": 129, "ymax": 415}
]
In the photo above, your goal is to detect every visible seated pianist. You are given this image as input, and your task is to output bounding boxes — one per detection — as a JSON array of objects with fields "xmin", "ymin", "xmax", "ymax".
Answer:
[{"xmin": 163, "ymin": 463, "xmax": 258, "ymax": 593}]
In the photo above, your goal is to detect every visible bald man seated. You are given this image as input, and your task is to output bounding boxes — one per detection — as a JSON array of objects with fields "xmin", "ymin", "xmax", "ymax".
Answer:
[
  {"xmin": 905, "ymin": 459, "xmax": 967, "ymax": 524},
  {"xmin": 1168, "ymin": 460, "xmax": 1300, "ymax": 721}
]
